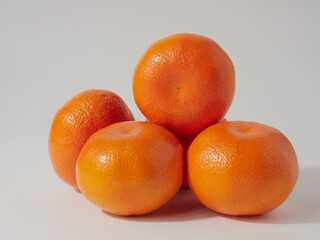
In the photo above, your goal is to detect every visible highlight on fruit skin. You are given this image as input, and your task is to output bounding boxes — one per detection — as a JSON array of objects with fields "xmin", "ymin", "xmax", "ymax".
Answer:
[
  {"xmin": 133, "ymin": 33, "xmax": 235, "ymax": 136},
  {"xmin": 187, "ymin": 121, "xmax": 299, "ymax": 216},
  {"xmin": 48, "ymin": 89, "xmax": 134, "ymax": 189},
  {"xmin": 76, "ymin": 121, "xmax": 184, "ymax": 216}
]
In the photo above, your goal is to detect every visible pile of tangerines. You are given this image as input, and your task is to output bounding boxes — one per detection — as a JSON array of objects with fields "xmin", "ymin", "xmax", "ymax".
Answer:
[{"xmin": 49, "ymin": 33, "xmax": 299, "ymax": 217}]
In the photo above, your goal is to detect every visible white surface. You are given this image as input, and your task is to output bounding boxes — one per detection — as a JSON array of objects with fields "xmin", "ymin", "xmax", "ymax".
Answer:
[{"xmin": 1, "ymin": 0, "xmax": 320, "ymax": 239}]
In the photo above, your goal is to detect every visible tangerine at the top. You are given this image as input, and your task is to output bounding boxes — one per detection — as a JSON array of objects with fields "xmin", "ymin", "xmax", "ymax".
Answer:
[{"xmin": 133, "ymin": 33, "xmax": 235, "ymax": 136}]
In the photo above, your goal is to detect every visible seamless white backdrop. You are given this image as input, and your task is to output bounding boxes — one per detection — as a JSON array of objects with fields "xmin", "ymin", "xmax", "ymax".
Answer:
[{"xmin": 0, "ymin": 1, "xmax": 319, "ymax": 239}]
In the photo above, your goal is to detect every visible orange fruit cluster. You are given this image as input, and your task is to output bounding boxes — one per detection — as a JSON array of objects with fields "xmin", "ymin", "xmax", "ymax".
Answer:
[{"xmin": 49, "ymin": 33, "xmax": 299, "ymax": 217}]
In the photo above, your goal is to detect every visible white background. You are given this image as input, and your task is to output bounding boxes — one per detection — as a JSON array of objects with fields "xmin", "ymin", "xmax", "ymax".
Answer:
[{"xmin": 1, "ymin": 0, "xmax": 319, "ymax": 239}]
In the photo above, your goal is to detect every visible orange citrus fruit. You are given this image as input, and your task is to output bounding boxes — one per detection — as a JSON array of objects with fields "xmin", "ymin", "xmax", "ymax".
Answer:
[
  {"xmin": 49, "ymin": 90, "xmax": 134, "ymax": 189},
  {"xmin": 76, "ymin": 121, "xmax": 184, "ymax": 216},
  {"xmin": 178, "ymin": 118, "xmax": 227, "ymax": 189},
  {"xmin": 133, "ymin": 33, "xmax": 235, "ymax": 136},
  {"xmin": 187, "ymin": 121, "xmax": 299, "ymax": 216}
]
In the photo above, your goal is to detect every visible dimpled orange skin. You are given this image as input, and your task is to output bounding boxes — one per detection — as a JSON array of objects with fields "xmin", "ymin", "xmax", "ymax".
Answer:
[
  {"xmin": 146, "ymin": 117, "xmax": 192, "ymax": 189},
  {"xmin": 133, "ymin": 33, "xmax": 235, "ymax": 136},
  {"xmin": 187, "ymin": 121, "xmax": 299, "ymax": 216},
  {"xmin": 49, "ymin": 90, "xmax": 134, "ymax": 189},
  {"xmin": 177, "ymin": 118, "xmax": 227, "ymax": 189},
  {"xmin": 76, "ymin": 121, "xmax": 184, "ymax": 216},
  {"xmin": 179, "ymin": 118, "xmax": 226, "ymax": 189}
]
